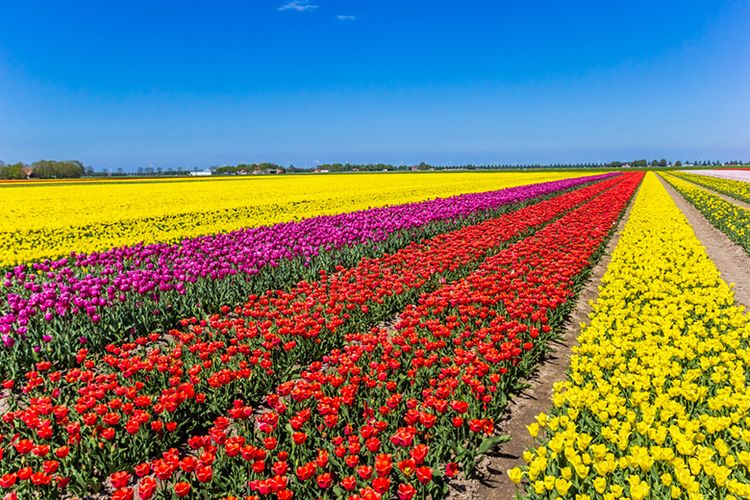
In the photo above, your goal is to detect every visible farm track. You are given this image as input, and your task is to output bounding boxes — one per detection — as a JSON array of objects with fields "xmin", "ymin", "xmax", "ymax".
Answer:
[
  {"xmin": 658, "ymin": 174, "xmax": 750, "ymax": 309},
  {"xmin": 447, "ymin": 180, "xmax": 641, "ymax": 500}
]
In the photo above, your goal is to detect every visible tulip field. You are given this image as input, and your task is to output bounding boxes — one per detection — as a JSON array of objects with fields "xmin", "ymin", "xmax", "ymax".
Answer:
[
  {"xmin": 510, "ymin": 173, "xmax": 750, "ymax": 499},
  {"xmin": 663, "ymin": 173, "xmax": 750, "ymax": 254},
  {"xmin": 0, "ymin": 172, "xmax": 592, "ymax": 267},
  {"xmin": 1, "ymin": 170, "xmax": 750, "ymax": 499}
]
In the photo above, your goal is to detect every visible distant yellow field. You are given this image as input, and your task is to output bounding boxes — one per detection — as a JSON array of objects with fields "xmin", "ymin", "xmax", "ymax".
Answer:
[{"xmin": 0, "ymin": 172, "xmax": 589, "ymax": 266}]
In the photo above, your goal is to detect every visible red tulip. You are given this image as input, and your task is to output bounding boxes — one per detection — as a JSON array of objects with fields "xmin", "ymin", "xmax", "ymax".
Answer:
[
  {"xmin": 196, "ymin": 465, "xmax": 213, "ymax": 483},
  {"xmin": 316, "ymin": 473, "xmax": 333, "ymax": 489},
  {"xmin": 173, "ymin": 482, "xmax": 191, "ymax": 497},
  {"xmin": 397, "ymin": 483, "xmax": 417, "ymax": 500},
  {"xmin": 110, "ymin": 471, "xmax": 131, "ymax": 489},
  {"xmin": 0, "ymin": 473, "xmax": 16, "ymax": 489},
  {"xmin": 415, "ymin": 466, "xmax": 433, "ymax": 485}
]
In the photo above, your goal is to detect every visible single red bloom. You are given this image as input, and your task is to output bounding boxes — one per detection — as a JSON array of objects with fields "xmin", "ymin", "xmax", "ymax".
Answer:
[
  {"xmin": 416, "ymin": 466, "xmax": 433, "ymax": 485},
  {"xmin": 174, "ymin": 481, "xmax": 191, "ymax": 497}
]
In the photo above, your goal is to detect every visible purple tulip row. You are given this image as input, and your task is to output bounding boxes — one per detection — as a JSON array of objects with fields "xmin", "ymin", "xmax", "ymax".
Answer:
[{"xmin": 1, "ymin": 173, "xmax": 615, "ymax": 350}]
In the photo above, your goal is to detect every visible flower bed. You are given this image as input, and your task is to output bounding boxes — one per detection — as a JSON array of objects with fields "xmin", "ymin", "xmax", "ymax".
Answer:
[
  {"xmin": 674, "ymin": 170, "xmax": 750, "ymax": 202},
  {"xmin": 0, "ymin": 176, "xmax": 629, "ymax": 497},
  {"xmin": 100, "ymin": 173, "xmax": 642, "ymax": 500},
  {"xmin": 0, "ymin": 174, "xmax": 615, "ymax": 375},
  {"xmin": 663, "ymin": 173, "xmax": 750, "ymax": 254},
  {"xmin": 512, "ymin": 173, "xmax": 750, "ymax": 499}
]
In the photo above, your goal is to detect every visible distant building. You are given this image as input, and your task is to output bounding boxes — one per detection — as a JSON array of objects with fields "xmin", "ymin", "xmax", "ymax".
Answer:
[
  {"xmin": 252, "ymin": 168, "xmax": 285, "ymax": 175},
  {"xmin": 190, "ymin": 170, "xmax": 213, "ymax": 176}
]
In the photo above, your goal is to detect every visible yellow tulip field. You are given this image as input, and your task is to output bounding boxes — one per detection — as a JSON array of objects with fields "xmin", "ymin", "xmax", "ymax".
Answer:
[{"xmin": 511, "ymin": 173, "xmax": 750, "ymax": 499}]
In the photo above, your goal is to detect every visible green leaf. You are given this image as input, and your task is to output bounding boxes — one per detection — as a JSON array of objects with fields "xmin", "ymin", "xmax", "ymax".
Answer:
[{"xmin": 477, "ymin": 434, "xmax": 512, "ymax": 455}]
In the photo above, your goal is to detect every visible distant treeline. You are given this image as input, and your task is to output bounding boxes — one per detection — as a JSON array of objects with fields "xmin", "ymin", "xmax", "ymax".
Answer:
[
  {"xmin": 1, "ymin": 158, "xmax": 747, "ymax": 180},
  {"xmin": 311, "ymin": 159, "xmax": 748, "ymax": 171},
  {"xmin": 0, "ymin": 160, "xmax": 89, "ymax": 179}
]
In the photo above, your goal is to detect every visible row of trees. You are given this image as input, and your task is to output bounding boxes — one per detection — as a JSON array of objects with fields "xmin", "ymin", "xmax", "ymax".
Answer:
[
  {"xmin": 0, "ymin": 160, "xmax": 89, "ymax": 180},
  {"xmin": 438, "ymin": 160, "xmax": 671, "ymax": 169},
  {"xmin": 315, "ymin": 159, "xmax": 749, "ymax": 171},
  {"xmin": 1, "ymin": 159, "xmax": 747, "ymax": 180}
]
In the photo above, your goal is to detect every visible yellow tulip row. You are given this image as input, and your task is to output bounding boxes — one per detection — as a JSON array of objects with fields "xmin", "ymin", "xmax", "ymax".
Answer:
[
  {"xmin": 510, "ymin": 172, "xmax": 750, "ymax": 499},
  {"xmin": 662, "ymin": 173, "xmax": 750, "ymax": 255},
  {"xmin": 0, "ymin": 172, "xmax": 589, "ymax": 268},
  {"xmin": 672, "ymin": 171, "xmax": 750, "ymax": 204}
]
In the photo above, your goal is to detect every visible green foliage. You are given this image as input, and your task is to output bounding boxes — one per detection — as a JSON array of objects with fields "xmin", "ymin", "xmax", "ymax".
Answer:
[
  {"xmin": 0, "ymin": 163, "xmax": 27, "ymax": 180},
  {"xmin": 0, "ymin": 160, "xmax": 86, "ymax": 179},
  {"xmin": 31, "ymin": 160, "xmax": 86, "ymax": 178}
]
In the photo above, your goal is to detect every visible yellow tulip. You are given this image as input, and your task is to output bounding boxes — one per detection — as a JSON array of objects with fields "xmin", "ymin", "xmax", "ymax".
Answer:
[
  {"xmin": 555, "ymin": 478, "xmax": 571, "ymax": 496},
  {"xmin": 593, "ymin": 476, "xmax": 607, "ymax": 494},
  {"xmin": 507, "ymin": 467, "xmax": 523, "ymax": 484},
  {"xmin": 527, "ymin": 422, "xmax": 540, "ymax": 438}
]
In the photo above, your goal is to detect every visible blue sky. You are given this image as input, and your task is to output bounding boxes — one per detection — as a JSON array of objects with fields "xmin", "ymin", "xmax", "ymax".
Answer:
[{"xmin": 1, "ymin": 0, "xmax": 749, "ymax": 169}]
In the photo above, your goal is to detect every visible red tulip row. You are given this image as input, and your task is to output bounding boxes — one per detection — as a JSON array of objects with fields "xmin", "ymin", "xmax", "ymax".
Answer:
[
  {"xmin": 103, "ymin": 172, "xmax": 643, "ymax": 499},
  {"xmin": 0, "ymin": 177, "xmax": 627, "ymax": 497}
]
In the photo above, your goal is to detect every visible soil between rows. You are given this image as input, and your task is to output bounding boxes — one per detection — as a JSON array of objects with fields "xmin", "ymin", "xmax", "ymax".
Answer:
[
  {"xmin": 446, "ymin": 183, "xmax": 640, "ymax": 500},
  {"xmin": 658, "ymin": 175, "xmax": 750, "ymax": 310}
]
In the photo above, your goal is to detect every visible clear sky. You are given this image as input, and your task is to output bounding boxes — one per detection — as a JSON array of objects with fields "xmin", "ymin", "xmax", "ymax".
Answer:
[{"xmin": 1, "ymin": 1, "xmax": 749, "ymax": 169}]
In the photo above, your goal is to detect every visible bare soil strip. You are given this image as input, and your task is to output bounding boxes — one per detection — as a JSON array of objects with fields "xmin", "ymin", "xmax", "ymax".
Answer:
[
  {"xmin": 447, "ymin": 186, "xmax": 639, "ymax": 500},
  {"xmin": 674, "ymin": 174, "xmax": 750, "ymax": 210},
  {"xmin": 659, "ymin": 175, "xmax": 750, "ymax": 309}
]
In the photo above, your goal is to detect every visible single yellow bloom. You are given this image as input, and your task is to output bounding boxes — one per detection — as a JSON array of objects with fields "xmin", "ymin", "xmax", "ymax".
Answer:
[
  {"xmin": 555, "ymin": 478, "xmax": 571, "ymax": 496},
  {"xmin": 661, "ymin": 472, "xmax": 673, "ymax": 486},
  {"xmin": 507, "ymin": 467, "xmax": 523, "ymax": 484},
  {"xmin": 593, "ymin": 476, "xmax": 607, "ymax": 494},
  {"xmin": 527, "ymin": 422, "xmax": 540, "ymax": 438}
]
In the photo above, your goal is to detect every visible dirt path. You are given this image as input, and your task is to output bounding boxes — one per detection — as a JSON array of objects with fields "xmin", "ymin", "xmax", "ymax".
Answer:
[
  {"xmin": 447, "ymin": 186, "xmax": 639, "ymax": 500},
  {"xmin": 673, "ymin": 174, "xmax": 750, "ymax": 210},
  {"xmin": 659, "ymin": 175, "xmax": 750, "ymax": 309}
]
